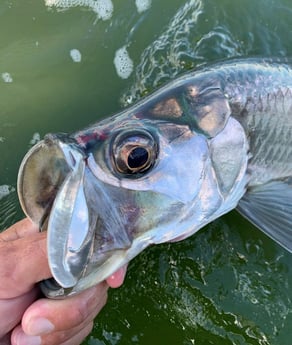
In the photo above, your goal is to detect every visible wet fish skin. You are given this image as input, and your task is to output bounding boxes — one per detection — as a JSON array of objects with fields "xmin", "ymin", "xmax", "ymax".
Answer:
[
  {"xmin": 17, "ymin": 58, "xmax": 292, "ymax": 298},
  {"xmin": 223, "ymin": 62, "xmax": 292, "ymax": 186}
]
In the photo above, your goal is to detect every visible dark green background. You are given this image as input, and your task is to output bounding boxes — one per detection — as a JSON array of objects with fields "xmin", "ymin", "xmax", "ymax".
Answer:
[{"xmin": 1, "ymin": 1, "xmax": 292, "ymax": 344}]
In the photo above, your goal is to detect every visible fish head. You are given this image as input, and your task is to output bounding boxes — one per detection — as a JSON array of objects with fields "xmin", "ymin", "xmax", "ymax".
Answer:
[{"xmin": 17, "ymin": 74, "xmax": 249, "ymax": 297}]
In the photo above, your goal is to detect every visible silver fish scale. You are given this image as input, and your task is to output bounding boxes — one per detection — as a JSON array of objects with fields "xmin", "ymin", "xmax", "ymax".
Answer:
[{"xmin": 223, "ymin": 62, "xmax": 292, "ymax": 186}]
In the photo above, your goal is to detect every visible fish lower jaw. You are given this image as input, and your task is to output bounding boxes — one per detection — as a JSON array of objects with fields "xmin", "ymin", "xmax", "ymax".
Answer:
[{"xmin": 41, "ymin": 245, "xmax": 141, "ymax": 298}]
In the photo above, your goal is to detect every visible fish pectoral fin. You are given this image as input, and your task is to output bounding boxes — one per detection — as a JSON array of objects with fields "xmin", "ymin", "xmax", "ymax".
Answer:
[{"xmin": 236, "ymin": 179, "xmax": 292, "ymax": 253}]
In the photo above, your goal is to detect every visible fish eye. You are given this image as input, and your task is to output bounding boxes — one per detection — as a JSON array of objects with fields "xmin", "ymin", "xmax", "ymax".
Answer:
[{"xmin": 111, "ymin": 131, "xmax": 158, "ymax": 176}]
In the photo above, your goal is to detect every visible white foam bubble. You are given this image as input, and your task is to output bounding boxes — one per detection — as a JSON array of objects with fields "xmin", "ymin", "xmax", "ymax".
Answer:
[
  {"xmin": 1, "ymin": 72, "xmax": 13, "ymax": 83},
  {"xmin": 0, "ymin": 185, "xmax": 15, "ymax": 200},
  {"xmin": 44, "ymin": 0, "xmax": 114, "ymax": 20},
  {"xmin": 70, "ymin": 49, "xmax": 82, "ymax": 63},
  {"xmin": 29, "ymin": 132, "xmax": 41, "ymax": 146},
  {"xmin": 92, "ymin": 0, "xmax": 113, "ymax": 20},
  {"xmin": 135, "ymin": 0, "xmax": 152, "ymax": 13},
  {"xmin": 114, "ymin": 46, "xmax": 134, "ymax": 79}
]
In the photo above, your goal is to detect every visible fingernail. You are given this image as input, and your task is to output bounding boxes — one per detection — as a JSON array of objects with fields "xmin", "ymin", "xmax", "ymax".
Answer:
[
  {"xmin": 14, "ymin": 329, "xmax": 41, "ymax": 345},
  {"xmin": 27, "ymin": 317, "xmax": 54, "ymax": 336}
]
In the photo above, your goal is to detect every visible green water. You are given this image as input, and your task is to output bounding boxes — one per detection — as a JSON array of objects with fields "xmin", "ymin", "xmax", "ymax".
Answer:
[{"xmin": 1, "ymin": 0, "xmax": 292, "ymax": 344}]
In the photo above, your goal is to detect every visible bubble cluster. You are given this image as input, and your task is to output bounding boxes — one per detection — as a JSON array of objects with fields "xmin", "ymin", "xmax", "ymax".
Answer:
[
  {"xmin": 45, "ymin": 0, "xmax": 114, "ymax": 20},
  {"xmin": 1, "ymin": 72, "xmax": 13, "ymax": 83},
  {"xmin": 92, "ymin": 0, "xmax": 113, "ymax": 20},
  {"xmin": 70, "ymin": 48, "xmax": 82, "ymax": 62},
  {"xmin": 29, "ymin": 132, "xmax": 41, "ymax": 146},
  {"xmin": 113, "ymin": 46, "xmax": 134, "ymax": 79},
  {"xmin": 0, "ymin": 185, "xmax": 15, "ymax": 200},
  {"xmin": 135, "ymin": 0, "xmax": 152, "ymax": 13}
]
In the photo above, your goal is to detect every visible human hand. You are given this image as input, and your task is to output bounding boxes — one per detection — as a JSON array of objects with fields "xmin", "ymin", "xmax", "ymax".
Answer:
[{"xmin": 0, "ymin": 218, "xmax": 127, "ymax": 345}]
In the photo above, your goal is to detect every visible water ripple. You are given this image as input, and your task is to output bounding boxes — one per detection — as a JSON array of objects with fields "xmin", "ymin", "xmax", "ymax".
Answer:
[
  {"xmin": 0, "ymin": 186, "xmax": 20, "ymax": 231},
  {"xmin": 121, "ymin": 0, "xmax": 292, "ymax": 106},
  {"xmin": 121, "ymin": 0, "xmax": 204, "ymax": 105},
  {"xmin": 91, "ymin": 214, "xmax": 292, "ymax": 344}
]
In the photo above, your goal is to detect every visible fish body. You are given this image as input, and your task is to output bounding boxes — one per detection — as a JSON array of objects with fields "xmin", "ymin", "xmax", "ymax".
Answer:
[{"xmin": 17, "ymin": 58, "xmax": 292, "ymax": 298}]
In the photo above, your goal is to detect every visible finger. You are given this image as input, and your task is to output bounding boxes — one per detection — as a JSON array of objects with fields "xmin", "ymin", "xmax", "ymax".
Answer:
[
  {"xmin": 22, "ymin": 282, "xmax": 108, "ymax": 336},
  {"xmin": 41, "ymin": 316, "xmax": 94, "ymax": 345},
  {"xmin": 0, "ymin": 287, "xmax": 39, "ymax": 337},
  {"xmin": 35, "ymin": 308, "xmax": 96, "ymax": 345},
  {"xmin": 0, "ymin": 218, "xmax": 39, "ymax": 242},
  {"xmin": 106, "ymin": 265, "xmax": 128, "ymax": 288},
  {"xmin": 0, "ymin": 332, "xmax": 12, "ymax": 345},
  {"xmin": 11, "ymin": 319, "xmax": 94, "ymax": 345},
  {"xmin": 0, "ymin": 232, "xmax": 51, "ymax": 298}
]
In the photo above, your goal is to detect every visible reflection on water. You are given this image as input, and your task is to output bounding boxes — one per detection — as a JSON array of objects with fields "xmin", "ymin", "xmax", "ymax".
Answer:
[{"xmin": 1, "ymin": 0, "xmax": 292, "ymax": 344}]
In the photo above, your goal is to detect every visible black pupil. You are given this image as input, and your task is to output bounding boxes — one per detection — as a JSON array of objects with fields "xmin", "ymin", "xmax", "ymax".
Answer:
[{"xmin": 128, "ymin": 147, "xmax": 149, "ymax": 170}]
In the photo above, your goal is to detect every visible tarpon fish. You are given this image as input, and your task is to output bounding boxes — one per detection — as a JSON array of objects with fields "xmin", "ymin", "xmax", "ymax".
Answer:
[{"xmin": 17, "ymin": 58, "xmax": 292, "ymax": 298}]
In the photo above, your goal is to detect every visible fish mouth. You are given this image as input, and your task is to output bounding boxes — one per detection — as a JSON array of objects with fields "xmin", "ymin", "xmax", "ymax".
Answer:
[
  {"xmin": 41, "ymin": 249, "xmax": 131, "ymax": 298},
  {"xmin": 41, "ymin": 232, "xmax": 151, "ymax": 298},
  {"xmin": 18, "ymin": 134, "xmax": 134, "ymax": 298}
]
